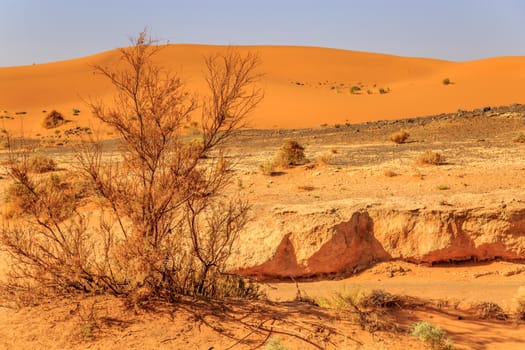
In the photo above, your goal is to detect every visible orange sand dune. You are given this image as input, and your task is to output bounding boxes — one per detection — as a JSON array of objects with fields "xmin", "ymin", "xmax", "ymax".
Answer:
[{"xmin": 0, "ymin": 45, "xmax": 524, "ymax": 136}]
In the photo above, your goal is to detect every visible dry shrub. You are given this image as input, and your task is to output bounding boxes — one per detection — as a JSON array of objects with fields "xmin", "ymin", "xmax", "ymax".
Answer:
[
  {"xmin": 316, "ymin": 289, "xmax": 401, "ymax": 333},
  {"xmin": 316, "ymin": 152, "xmax": 334, "ymax": 165},
  {"xmin": 27, "ymin": 154, "xmax": 57, "ymax": 173},
  {"xmin": 417, "ymin": 150, "xmax": 445, "ymax": 165},
  {"xmin": 475, "ymin": 302, "xmax": 508, "ymax": 320},
  {"xmin": 43, "ymin": 110, "xmax": 66, "ymax": 129},
  {"xmin": 360, "ymin": 289, "xmax": 403, "ymax": 309},
  {"xmin": 273, "ymin": 140, "xmax": 305, "ymax": 167},
  {"xmin": 383, "ymin": 169, "xmax": 398, "ymax": 177},
  {"xmin": 259, "ymin": 161, "xmax": 276, "ymax": 176},
  {"xmin": 515, "ymin": 286, "xmax": 525, "ymax": 322},
  {"xmin": 390, "ymin": 129, "xmax": 409, "ymax": 144},
  {"xmin": 4, "ymin": 174, "xmax": 85, "ymax": 220},
  {"xmin": 1, "ymin": 30, "xmax": 263, "ymax": 304},
  {"xmin": 513, "ymin": 133, "xmax": 525, "ymax": 143}
]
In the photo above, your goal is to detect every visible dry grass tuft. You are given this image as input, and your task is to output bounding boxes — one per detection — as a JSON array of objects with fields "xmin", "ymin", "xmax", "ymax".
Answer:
[
  {"xmin": 273, "ymin": 140, "xmax": 305, "ymax": 168},
  {"xmin": 259, "ymin": 161, "xmax": 276, "ymax": 176},
  {"xmin": 417, "ymin": 150, "xmax": 445, "ymax": 165},
  {"xmin": 316, "ymin": 152, "xmax": 334, "ymax": 165},
  {"xmin": 390, "ymin": 129, "xmax": 410, "ymax": 144},
  {"xmin": 27, "ymin": 154, "xmax": 57, "ymax": 173}
]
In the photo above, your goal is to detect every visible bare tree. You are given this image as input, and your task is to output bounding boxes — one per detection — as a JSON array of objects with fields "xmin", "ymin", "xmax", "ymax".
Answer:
[
  {"xmin": 80, "ymin": 31, "xmax": 263, "ymax": 298},
  {"xmin": 1, "ymin": 30, "xmax": 263, "ymax": 302}
]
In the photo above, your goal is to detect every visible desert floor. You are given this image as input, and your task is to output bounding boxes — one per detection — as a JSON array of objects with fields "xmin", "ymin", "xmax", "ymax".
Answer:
[{"xmin": 0, "ymin": 104, "xmax": 524, "ymax": 349}]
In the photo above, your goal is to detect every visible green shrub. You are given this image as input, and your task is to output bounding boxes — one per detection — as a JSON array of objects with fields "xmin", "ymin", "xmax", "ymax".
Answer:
[
  {"xmin": 274, "ymin": 140, "xmax": 305, "ymax": 167},
  {"xmin": 410, "ymin": 321, "xmax": 455, "ymax": 350},
  {"xmin": 264, "ymin": 336, "xmax": 289, "ymax": 350}
]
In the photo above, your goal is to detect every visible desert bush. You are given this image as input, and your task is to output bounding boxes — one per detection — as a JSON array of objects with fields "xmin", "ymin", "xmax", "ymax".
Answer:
[
  {"xmin": 475, "ymin": 302, "xmax": 508, "ymax": 320},
  {"xmin": 379, "ymin": 87, "xmax": 388, "ymax": 94},
  {"xmin": 42, "ymin": 110, "xmax": 66, "ymax": 129},
  {"xmin": 390, "ymin": 129, "xmax": 409, "ymax": 144},
  {"xmin": 442, "ymin": 78, "xmax": 451, "ymax": 85},
  {"xmin": 417, "ymin": 150, "xmax": 445, "ymax": 165},
  {"xmin": 350, "ymin": 86, "xmax": 361, "ymax": 94},
  {"xmin": 259, "ymin": 160, "xmax": 276, "ymax": 176},
  {"xmin": 316, "ymin": 151, "xmax": 334, "ymax": 165},
  {"xmin": 316, "ymin": 289, "xmax": 401, "ymax": 333},
  {"xmin": 410, "ymin": 321, "xmax": 455, "ymax": 350},
  {"xmin": 515, "ymin": 286, "xmax": 525, "ymax": 321},
  {"xmin": 273, "ymin": 140, "xmax": 305, "ymax": 167},
  {"xmin": 513, "ymin": 133, "xmax": 525, "ymax": 143},
  {"xmin": 264, "ymin": 336, "xmax": 290, "ymax": 350},
  {"xmin": 383, "ymin": 169, "xmax": 398, "ymax": 177},
  {"xmin": 27, "ymin": 154, "xmax": 57, "ymax": 173},
  {"xmin": 1, "ymin": 31, "xmax": 263, "ymax": 303}
]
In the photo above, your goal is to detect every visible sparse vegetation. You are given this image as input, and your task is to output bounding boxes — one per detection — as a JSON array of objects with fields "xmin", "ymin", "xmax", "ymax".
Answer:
[
  {"xmin": 437, "ymin": 184, "xmax": 450, "ymax": 190},
  {"xmin": 410, "ymin": 321, "xmax": 455, "ymax": 350},
  {"xmin": 350, "ymin": 85, "xmax": 361, "ymax": 94},
  {"xmin": 390, "ymin": 129, "xmax": 410, "ymax": 144},
  {"xmin": 442, "ymin": 78, "xmax": 451, "ymax": 85},
  {"xmin": 42, "ymin": 110, "xmax": 66, "ymax": 129},
  {"xmin": 475, "ymin": 302, "xmax": 508, "ymax": 320},
  {"xmin": 274, "ymin": 140, "xmax": 305, "ymax": 167},
  {"xmin": 316, "ymin": 289, "xmax": 403, "ymax": 333},
  {"xmin": 1, "ymin": 30, "xmax": 263, "ymax": 304},
  {"xmin": 379, "ymin": 87, "xmax": 389, "ymax": 94},
  {"xmin": 515, "ymin": 286, "xmax": 525, "ymax": 321},
  {"xmin": 72, "ymin": 108, "xmax": 81, "ymax": 116},
  {"xmin": 259, "ymin": 161, "xmax": 276, "ymax": 176},
  {"xmin": 417, "ymin": 150, "xmax": 445, "ymax": 165},
  {"xmin": 27, "ymin": 154, "xmax": 57, "ymax": 173},
  {"xmin": 316, "ymin": 151, "xmax": 334, "ymax": 165},
  {"xmin": 264, "ymin": 336, "xmax": 290, "ymax": 350}
]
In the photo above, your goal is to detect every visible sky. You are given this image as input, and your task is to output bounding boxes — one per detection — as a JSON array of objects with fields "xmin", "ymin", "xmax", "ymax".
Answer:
[{"xmin": 1, "ymin": 0, "xmax": 524, "ymax": 66}]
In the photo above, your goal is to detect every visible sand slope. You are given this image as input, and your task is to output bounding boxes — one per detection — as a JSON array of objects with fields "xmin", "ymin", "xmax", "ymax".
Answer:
[{"xmin": 0, "ymin": 45, "xmax": 524, "ymax": 135}]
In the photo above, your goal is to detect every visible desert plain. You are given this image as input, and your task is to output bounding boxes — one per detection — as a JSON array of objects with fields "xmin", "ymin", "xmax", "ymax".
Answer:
[{"xmin": 0, "ymin": 45, "xmax": 524, "ymax": 349}]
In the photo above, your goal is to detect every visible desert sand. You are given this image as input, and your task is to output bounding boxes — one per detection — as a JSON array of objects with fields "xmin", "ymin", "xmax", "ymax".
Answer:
[
  {"xmin": 0, "ymin": 46, "xmax": 524, "ymax": 349},
  {"xmin": 1, "ymin": 45, "xmax": 525, "ymax": 135}
]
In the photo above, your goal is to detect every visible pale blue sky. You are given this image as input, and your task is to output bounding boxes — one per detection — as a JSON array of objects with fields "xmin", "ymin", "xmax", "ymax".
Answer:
[{"xmin": 1, "ymin": 0, "xmax": 524, "ymax": 66}]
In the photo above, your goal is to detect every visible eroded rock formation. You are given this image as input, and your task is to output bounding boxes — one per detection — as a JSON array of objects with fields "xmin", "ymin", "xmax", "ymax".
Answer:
[{"xmin": 232, "ymin": 199, "xmax": 525, "ymax": 279}]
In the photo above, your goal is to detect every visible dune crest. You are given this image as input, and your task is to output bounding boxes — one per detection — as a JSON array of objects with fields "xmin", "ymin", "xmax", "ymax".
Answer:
[{"xmin": 0, "ymin": 44, "xmax": 524, "ymax": 135}]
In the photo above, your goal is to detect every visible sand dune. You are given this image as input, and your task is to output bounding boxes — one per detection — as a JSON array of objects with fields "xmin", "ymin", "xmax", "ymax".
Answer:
[{"xmin": 0, "ymin": 45, "xmax": 524, "ymax": 136}]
